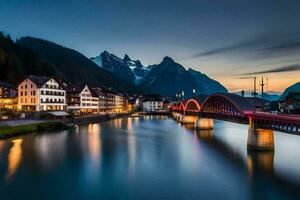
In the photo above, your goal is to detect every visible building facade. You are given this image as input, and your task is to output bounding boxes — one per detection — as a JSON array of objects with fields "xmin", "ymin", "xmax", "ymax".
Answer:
[
  {"xmin": 106, "ymin": 91, "xmax": 115, "ymax": 113},
  {"xmin": 0, "ymin": 80, "xmax": 17, "ymax": 98},
  {"xmin": 92, "ymin": 87, "xmax": 108, "ymax": 113},
  {"xmin": 280, "ymin": 92, "xmax": 300, "ymax": 114},
  {"xmin": 142, "ymin": 95, "xmax": 164, "ymax": 112},
  {"xmin": 114, "ymin": 93, "xmax": 128, "ymax": 113},
  {"xmin": 0, "ymin": 80, "xmax": 17, "ymax": 110},
  {"xmin": 66, "ymin": 84, "xmax": 99, "ymax": 113},
  {"xmin": 18, "ymin": 76, "xmax": 67, "ymax": 111}
]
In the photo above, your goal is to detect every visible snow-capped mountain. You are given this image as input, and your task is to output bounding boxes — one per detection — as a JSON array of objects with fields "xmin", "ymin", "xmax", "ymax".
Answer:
[
  {"xmin": 91, "ymin": 52, "xmax": 228, "ymax": 97},
  {"xmin": 123, "ymin": 54, "xmax": 152, "ymax": 83},
  {"xmin": 91, "ymin": 51, "xmax": 151, "ymax": 83}
]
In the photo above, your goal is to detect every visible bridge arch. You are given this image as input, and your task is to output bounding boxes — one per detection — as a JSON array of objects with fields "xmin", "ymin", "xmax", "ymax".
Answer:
[
  {"xmin": 184, "ymin": 95, "xmax": 208, "ymax": 113},
  {"xmin": 200, "ymin": 93, "xmax": 252, "ymax": 122},
  {"xmin": 178, "ymin": 101, "xmax": 186, "ymax": 112}
]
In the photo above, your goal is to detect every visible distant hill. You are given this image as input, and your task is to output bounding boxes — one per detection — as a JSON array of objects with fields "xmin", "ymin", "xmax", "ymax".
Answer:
[
  {"xmin": 280, "ymin": 82, "xmax": 300, "ymax": 101},
  {"xmin": 14, "ymin": 36, "xmax": 140, "ymax": 93},
  {"xmin": 259, "ymin": 93, "xmax": 280, "ymax": 101},
  {"xmin": 234, "ymin": 90, "xmax": 280, "ymax": 101}
]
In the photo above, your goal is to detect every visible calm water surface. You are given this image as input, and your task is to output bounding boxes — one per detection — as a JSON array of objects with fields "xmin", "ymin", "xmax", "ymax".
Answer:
[{"xmin": 1, "ymin": 116, "xmax": 300, "ymax": 199}]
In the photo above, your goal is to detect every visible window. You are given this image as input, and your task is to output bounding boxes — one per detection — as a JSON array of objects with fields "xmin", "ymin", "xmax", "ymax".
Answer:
[
  {"xmin": 25, "ymin": 85, "xmax": 27, "ymax": 89},
  {"xmin": 20, "ymin": 91, "xmax": 23, "ymax": 96},
  {"xmin": 25, "ymin": 91, "xmax": 27, "ymax": 96},
  {"xmin": 21, "ymin": 86, "xmax": 23, "ymax": 89},
  {"xmin": 41, "ymin": 90, "xmax": 44, "ymax": 95},
  {"xmin": 31, "ymin": 84, "xmax": 33, "ymax": 88}
]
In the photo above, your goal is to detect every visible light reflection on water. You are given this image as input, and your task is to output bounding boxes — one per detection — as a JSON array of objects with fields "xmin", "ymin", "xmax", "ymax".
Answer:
[
  {"xmin": 6, "ymin": 139, "xmax": 22, "ymax": 182},
  {"xmin": 0, "ymin": 116, "xmax": 300, "ymax": 199}
]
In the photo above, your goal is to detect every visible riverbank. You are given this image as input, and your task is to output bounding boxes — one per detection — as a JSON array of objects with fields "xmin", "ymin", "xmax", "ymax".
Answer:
[
  {"xmin": 73, "ymin": 113, "xmax": 130, "ymax": 125},
  {"xmin": 0, "ymin": 113, "xmax": 130, "ymax": 139},
  {"xmin": 0, "ymin": 112, "xmax": 167, "ymax": 139},
  {"xmin": 0, "ymin": 121, "xmax": 71, "ymax": 139}
]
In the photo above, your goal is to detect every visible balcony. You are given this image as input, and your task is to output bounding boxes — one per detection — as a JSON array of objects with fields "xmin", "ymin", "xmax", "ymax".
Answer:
[{"xmin": 41, "ymin": 100, "xmax": 65, "ymax": 104}]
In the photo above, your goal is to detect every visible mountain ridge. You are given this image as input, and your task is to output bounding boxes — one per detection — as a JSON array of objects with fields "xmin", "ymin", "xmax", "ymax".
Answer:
[
  {"xmin": 13, "ymin": 36, "xmax": 141, "ymax": 93},
  {"xmin": 91, "ymin": 51, "xmax": 228, "ymax": 98}
]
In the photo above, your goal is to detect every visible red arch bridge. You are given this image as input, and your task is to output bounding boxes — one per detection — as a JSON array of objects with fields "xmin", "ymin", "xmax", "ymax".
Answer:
[{"xmin": 170, "ymin": 93, "xmax": 300, "ymax": 151}]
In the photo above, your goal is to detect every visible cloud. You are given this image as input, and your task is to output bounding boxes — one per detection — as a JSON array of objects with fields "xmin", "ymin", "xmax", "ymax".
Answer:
[
  {"xmin": 235, "ymin": 76, "xmax": 255, "ymax": 79},
  {"xmin": 188, "ymin": 41, "xmax": 254, "ymax": 58},
  {"xmin": 188, "ymin": 34, "xmax": 300, "ymax": 59},
  {"xmin": 240, "ymin": 63, "xmax": 300, "ymax": 75}
]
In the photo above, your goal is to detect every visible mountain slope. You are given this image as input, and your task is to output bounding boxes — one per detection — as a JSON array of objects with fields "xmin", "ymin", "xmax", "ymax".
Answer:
[
  {"xmin": 280, "ymin": 82, "xmax": 300, "ymax": 100},
  {"xmin": 16, "ymin": 37, "xmax": 140, "ymax": 93},
  {"xmin": 187, "ymin": 68, "xmax": 227, "ymax": 95},
  {"xmin": 0, "ymin": 33, "xmax": 56, "ymax": 85},
  {"xmin": 140, "ymin": 57, "xmax": 227, "ymax": 97},
  {"xmin": 91, "ymin": 51, "xmax": 135, "ymax": 82}
]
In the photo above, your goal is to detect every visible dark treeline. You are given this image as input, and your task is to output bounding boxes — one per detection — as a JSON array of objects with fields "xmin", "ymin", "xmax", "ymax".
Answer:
[{"xmin": 0, "ymin": 32, "xmax": 56, "ymax": 85}]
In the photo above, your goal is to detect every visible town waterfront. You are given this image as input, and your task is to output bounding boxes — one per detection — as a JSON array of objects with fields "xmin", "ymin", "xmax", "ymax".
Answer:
[{"xmin": 1, "ymin": 116, "xmax": 300, "ymax": 199}]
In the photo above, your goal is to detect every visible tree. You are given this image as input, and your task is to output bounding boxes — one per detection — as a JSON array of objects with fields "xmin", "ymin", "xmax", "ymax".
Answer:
[{"xmin": 241, "ymin": 90, "xmax": 245, "ymax": 97}]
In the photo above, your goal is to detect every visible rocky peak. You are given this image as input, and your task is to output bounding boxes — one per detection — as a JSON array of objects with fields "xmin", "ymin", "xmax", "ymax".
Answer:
[
  {"xmin": 162, "ymin": 56, "xmax": 175, "ymax": 64},
  {"xmin": 123, "ymin": 54, "xmax": 132, "ymax": 62}
]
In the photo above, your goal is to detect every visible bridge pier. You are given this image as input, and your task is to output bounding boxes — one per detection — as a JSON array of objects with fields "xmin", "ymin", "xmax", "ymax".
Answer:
[
  {"xmin": 181, "ymin": 115, "xmax": 198, "ymax": 124},
  {"xmin": 176, "ymin": 113, "xmax": 183, "ymax": 122},
  {"xmin": 172, "ymin": 112, "xmax": 178, "ymax": 119},
  {"xmin": 194, "ymin": 117, "xmax": 214, "ymax": 130},
  {"xmin": 247, "ymin": 118, "xmax": 274, "ymax": 151}
]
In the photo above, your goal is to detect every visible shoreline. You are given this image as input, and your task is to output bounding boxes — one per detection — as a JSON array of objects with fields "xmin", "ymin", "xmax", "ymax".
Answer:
[
  {"xmin": 0, "ymin": 121, "xmax": 71, "ymax": 139},
  {"xmin": 0, "ymin": 112, "xmax": 170, "ymax": 139}
]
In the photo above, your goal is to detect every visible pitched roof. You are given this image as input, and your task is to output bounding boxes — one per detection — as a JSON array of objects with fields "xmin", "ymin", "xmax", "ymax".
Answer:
[
  {"xmin": 66, "ymin": 84, "xmax": 98, "ymax": 97},
  {"xmin": 20, "ymin": 75, "xmax": 63, "ymax": 88},
  {"xmin": 142, "ymin": 95, "xmax": 163, "ymax": 102},
  {"xmin": 65, "ymin": 84, "xmax": 85, "ymax": 93}
]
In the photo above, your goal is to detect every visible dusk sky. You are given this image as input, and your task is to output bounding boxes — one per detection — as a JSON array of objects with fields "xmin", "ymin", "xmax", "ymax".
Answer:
[{"xmin": 1, "ymin": 0, "xmax": 300, "ymax": 92}]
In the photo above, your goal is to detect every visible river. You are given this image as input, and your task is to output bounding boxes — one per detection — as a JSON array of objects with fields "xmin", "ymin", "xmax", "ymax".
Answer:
[{"xmin": 1, "ymin": 116, "xmax": 300, "ymax": 199}]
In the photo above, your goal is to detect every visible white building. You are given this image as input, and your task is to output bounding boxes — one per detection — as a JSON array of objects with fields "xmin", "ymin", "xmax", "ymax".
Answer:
[
  {"xmin": 142, "ymin": 96, "xmax": 164, "ymax": 112},
  {"xmin": 66, "ymin": 84, "xmax": 99, "ymax": 113},
  {"xmin": 18, "ymin": 75, "xmax": 67, "ymax": 111}
]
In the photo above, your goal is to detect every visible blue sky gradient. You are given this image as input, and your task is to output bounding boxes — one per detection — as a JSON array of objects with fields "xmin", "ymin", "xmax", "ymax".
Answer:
[{"xmin": 1, "ymin": 0, "xmax": 300, "ymax": 92}]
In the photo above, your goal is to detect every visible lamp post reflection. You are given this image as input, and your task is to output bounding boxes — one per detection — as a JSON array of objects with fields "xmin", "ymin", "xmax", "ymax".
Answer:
[
  {"xmin": 127, "ymin": 118, "xmax": 136, "ymax": 175},
  {"xmin": 87, "ymin": 123, "xmax": 101, "ymax": 169},
  {"xmin": 6, "ymin": 139, "xmax": 23, "ymax": 182}
]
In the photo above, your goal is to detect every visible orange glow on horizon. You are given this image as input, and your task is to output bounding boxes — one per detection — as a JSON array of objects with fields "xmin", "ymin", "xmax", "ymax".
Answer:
[{"xmin": 217, "ymin": 73, "xmax": 300, "ymax": 93}]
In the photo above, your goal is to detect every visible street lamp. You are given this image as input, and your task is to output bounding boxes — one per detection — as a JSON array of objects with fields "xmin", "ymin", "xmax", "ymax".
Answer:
[
  {"xmin": 181, "ymin": 91, "xmax": 184, "ymax": 100},
  {"xmin": 193, "ymin": 89, "xmax": 196, "ymax": 96}
]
